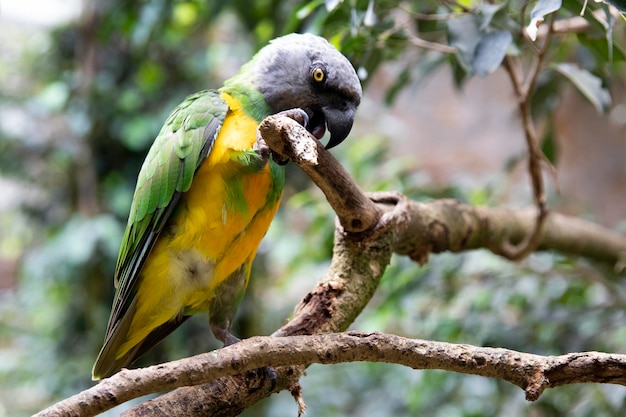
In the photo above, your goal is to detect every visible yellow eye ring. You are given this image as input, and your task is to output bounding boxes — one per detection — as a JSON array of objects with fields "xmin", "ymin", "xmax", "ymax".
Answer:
[{"xmin": 313, "ymin": 67, "xmax": 325, "ymax": 83}]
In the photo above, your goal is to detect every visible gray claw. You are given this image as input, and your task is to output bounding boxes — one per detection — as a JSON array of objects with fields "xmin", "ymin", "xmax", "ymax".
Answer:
[{"xmin": 278, "ymin": 108, "xmax": 309, "ymax": 129}]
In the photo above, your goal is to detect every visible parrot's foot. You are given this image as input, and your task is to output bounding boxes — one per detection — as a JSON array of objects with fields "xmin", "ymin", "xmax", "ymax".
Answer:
[
  {"xmin": 246, "ymin": 365, "xmax": 277, "ymax": 393},
  {"xmin": 256, "ymin": 108, "xmax": 310, "ymax": 166},
  {"xmin": 276, "ymin": 108, "xmax": 309, "ymax": 129},
  {"xmin": 212, "ymin": 324, "xmax": 277, "ymax": 392}
]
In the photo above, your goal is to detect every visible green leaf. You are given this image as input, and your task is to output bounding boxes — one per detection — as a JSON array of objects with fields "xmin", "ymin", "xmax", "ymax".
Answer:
[
  {"xmin": 172, "ymin": 2, "xmax": 198, "ymax": 27},
  {"xmin": 120, "ymin": 115, "xmax": 159, "ymax": 151},
  {"xmin": 476, "ymin": 3, "xmax": 505, "ymax": 31},
  {"xmin": 297, "ymin": 0, "xmax": 324, "ymax": 19},
  {"xmin": 448, "ymin": 15, "xmax": 481, "ymax": 71},
  {"xmin": 364, "ymin": 0, "xmax": 376, "ymax": 27},
  {"xmin": 385, "ymin": 52, "xmax": 448, "ymax": 104},
  {"xmin": 448, "ymin": 16, "xmax": 512, "ymax": 77},
  {"xmin": 530, "ymin": 0, "xmax": 562, "ymax": 20},
  {"xmin": 36, "ymin": 81, "xmax": 70, "ymax": 111},
  {"xmin": 325, "ymin": 0, "xmax": 342, "ymax": 12},
  {"xmin": 472, "ymin": 30, "xmax": 512, "ymax": 77},
  {"xmin": 385, "ymin": 67, "xmax": 411, "ymax": 105},
  {"xmin": 577, "ymin": 33, "xmax": 626, "ymax": 66},
  {"xmin": 554, "ymin": 63, "xmax": 612, "ymax": 113},
  {"xmin": 541, "ymin": 121, "xmax": 558, "ymax": 164}
]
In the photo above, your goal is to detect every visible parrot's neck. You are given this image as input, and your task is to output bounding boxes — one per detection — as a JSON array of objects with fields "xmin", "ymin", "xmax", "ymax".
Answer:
[{"xmin": 220, "ymin": 72, "xmax": 273, "ymax": 123}]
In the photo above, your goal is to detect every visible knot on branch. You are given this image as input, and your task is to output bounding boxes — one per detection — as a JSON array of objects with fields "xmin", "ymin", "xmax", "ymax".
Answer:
[{"xmin": 524, "ymin": 369, "xmax": 549, "ymax": 401}]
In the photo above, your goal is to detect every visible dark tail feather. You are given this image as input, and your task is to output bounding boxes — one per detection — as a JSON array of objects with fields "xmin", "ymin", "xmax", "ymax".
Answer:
[{"xmin": 92, "ymin": 303, "xmax": 190, "ymax": 380}]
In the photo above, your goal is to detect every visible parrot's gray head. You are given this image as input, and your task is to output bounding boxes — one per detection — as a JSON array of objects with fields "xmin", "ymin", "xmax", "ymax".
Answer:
[{"xmin": 244, "ymin": 33, "xmax": 362, "ymax": 149}]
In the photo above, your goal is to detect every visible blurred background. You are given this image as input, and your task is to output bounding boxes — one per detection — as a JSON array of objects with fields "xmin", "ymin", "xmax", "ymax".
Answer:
[{"xmin": 1, "ymin": 0, "xmax": 625, "ymax": 416}]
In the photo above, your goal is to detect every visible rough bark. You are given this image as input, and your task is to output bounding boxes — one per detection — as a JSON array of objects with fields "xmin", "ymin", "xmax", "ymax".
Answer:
[
  {"xmin": 35, "ymin": 115, "xmax": 626, "ymax": 417},
  {"xmin": 35, "ymin": 332, "xmax": 626, "ymax": 416}
]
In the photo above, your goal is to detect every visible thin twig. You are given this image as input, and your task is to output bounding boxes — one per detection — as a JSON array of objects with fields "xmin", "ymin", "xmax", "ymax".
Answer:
[
  {"xmin": 397, "ymin": 3, "xmax": 459, "ymax": 21},
  {"xmin": 539, "ymin": 7, "xmax": 623, "ymax": 38},
  {"xmin": 407, "ymin": 35, "xmax": 457, "ymax": 54},
  {"xmin": 525, "ymin": 13, "xmax": 555, "ymax": 95},
  {"xmin": 379, "ymin": 7, "xmax": 457, "ymax": 54},
  {"xmin": 497, "ymin": 14, "xmax": 558, "ymax": 261}
]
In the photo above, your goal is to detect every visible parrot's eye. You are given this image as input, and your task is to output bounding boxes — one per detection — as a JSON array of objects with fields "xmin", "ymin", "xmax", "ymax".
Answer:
[{"xmin": 312, "ymin": 67, "xmax": 325, "ymax": 83}]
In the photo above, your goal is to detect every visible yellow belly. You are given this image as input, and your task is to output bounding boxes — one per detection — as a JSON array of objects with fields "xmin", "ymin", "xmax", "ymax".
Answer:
[{"xmin": 119, "ymin": 92, "xmax": 282, "ymax": 354}]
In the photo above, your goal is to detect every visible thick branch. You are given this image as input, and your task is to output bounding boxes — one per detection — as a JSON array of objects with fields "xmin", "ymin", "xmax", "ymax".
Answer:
[
  {"xmin": 119, "ymin": 202, "xmax": 396, "ymax": 416},
  {"xmin": 259, "ymin": 117, "xmax": 626, "ymax": 266},
  {"xmin": 390, "ymin": 197, "xmax": 626, "ymax": 266},
  {"xmin": 36, "ymin": 115, "xmax": 626, "ymax": 417},
  {"xmin": 36, "ymin": 332, "xmax": 626, "ymax": 416}
]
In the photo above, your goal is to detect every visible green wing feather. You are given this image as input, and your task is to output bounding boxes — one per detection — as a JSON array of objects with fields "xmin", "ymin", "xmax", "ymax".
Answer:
[{"xmin": 105, "ymin": 90, "xmax": 228, "ymax": 337}]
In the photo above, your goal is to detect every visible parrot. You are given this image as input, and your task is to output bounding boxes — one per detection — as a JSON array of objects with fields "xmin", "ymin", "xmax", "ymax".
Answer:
[{"xmin": 92, "ymin": 33, "xmax": 362, "ymax": 380}]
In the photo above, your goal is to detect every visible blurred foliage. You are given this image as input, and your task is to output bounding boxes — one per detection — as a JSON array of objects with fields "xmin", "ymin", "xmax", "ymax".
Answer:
[{"xmin": 0, "ymin": 0, "xmax": 625, "ymax": 416}]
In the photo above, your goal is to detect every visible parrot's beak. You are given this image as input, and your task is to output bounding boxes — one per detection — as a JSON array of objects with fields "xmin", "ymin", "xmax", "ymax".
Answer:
[
  {"xmin": 322, "ymin": 103, "xmax": 357, "ymax": 149},
  {"xmin": 306, "ymin": 102, "xmax": 357, "ymax": 150}
]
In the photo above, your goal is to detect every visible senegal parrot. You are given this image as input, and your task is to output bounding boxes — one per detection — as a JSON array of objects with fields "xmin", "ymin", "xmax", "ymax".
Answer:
[{"xmin": 92, "ymin": 33, "xmax": 362, "ymax": 380}]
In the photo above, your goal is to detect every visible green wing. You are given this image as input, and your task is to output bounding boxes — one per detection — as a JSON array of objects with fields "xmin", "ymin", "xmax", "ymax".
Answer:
[{"xmin": 105, "ymin": 90, "xmax": 228, "ymax": 337}]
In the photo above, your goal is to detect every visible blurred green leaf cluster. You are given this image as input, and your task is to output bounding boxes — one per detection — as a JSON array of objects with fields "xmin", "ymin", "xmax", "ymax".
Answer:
[{"xmin": 0, "ymin": 0, "xmax": 625, "ymax": 416}]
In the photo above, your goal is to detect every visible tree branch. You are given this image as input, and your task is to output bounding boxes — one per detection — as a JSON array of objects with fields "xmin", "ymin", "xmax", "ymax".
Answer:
[
  {"xmin": 538, "ymin": 7, "xmax": 624, "ymax": 38},
  {"xmin": 35, "ymin": 332, "xmax": 626, "ymax": 416},
  {"xmin": 35, "ymin": 115, "xmax": 626, "ymax": 417},
  {"xmin": 259, "ymin": 115, "xmax": 383, "ymax": 233},
  {"xmin": 259, "ymin": 116, "xmax": 626, "ymax": 266},
  {"xmin": 499, "ymin": 12, "xmax": 556, "ymax": 261},
  {"xmin": 390, "ymin": 196, "xmax": 626, "ymax": 266}
]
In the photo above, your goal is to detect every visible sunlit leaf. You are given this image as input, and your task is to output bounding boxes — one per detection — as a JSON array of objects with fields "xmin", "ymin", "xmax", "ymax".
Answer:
[
  {"xmin": 357, "ymin": 66, "xmax": 368, "ymax": 80},
  {"xmin": 172, "ymin": 2, "xmax": 198, "ymax": 27},
  {"xmin": 297, "ymin": 0, "xmax": 324, "ymax": 19},
  {"xmin": 472, "ymin": 30, "xmax": 512, "ymax": 77},
  {"xmin": 364, "ymin": 0, "xmax": 377, "ymax": 27},
  {"xmin": 527, "ymin": 0, "xmax": 562, "ymax": 41},
  {"xmin": 456, "ymin": 0, "xmax": 479, "ymax": 8},
  {"xmin": 325, "ymin": 0, "xmax": 343, "ymax": 12},
  {"xmin": 35, "ymin": 81, "xmax": 69, "ymax": 111},
  {"xmin": 554, "ymin": 63, "xmax": 612, "ymax": 113},
  {"xmin": 135, "ymin": 61, "xmax": 165, "ymax": 93}
]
